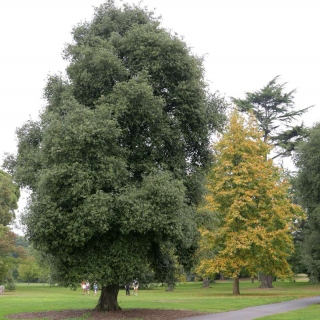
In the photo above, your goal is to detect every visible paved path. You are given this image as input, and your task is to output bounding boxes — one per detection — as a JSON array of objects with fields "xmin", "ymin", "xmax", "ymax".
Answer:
[{"xmin": 179, "ymin": 296, "xmax": 320, "ymax": 320}]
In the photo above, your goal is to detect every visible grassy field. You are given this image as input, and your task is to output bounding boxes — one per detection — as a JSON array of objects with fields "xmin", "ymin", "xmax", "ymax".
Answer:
[
  {"xmin": 258, "ymin": 303, "xmax": 320, "ymax": 320},
  {"xmin": 0, "ymin": 279, "xmax": 320, "ymax": 319}
]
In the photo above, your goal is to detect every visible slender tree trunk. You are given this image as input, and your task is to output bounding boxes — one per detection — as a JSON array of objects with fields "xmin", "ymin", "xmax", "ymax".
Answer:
[
  {"xmin": 259, "ymin": 274, "xmax": 273, "ymax": 288},
  {"xmin": 203, "ymin": 278, "xmax": 210, "ymax": 288},
  {"xmin": 95, "ymin": 284, "xmax": 121, "ymax": 311},
  {"xmin": 232, "ymin": 277, "xmax": 240, "ymax": 295}
]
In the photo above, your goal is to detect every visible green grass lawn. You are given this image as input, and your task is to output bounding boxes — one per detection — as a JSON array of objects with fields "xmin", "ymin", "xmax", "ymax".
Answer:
[
  {"xmin": 257, "ymin": 304, "xmax": 320, "ymax": 320},
  {"xmin": 0, "ymin": 280, "xmax": 320, "ymax": 320}
]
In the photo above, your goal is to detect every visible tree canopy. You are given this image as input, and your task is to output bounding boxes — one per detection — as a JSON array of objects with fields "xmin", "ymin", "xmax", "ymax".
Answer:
[
  {"xmin": 18, "ymin": 256, "xmax": 40, "ymax": 284},
  {"xmin": 197, "ymin": 110, "xmax": 304, "ymax": 294},
  {"xmin": 0, "ymin": 169, "xmax": 23, "ymax": 285},
  {"xmin": 294, "ymin": 123, "xmax": 320, "ymax": 282},
  {"xmin": 5, "ymin": 1, "xmax": 227, "ymax": 310},
  {"xmin": 0, "ymin": 169, "xmax": 20, "ymax": 226},
  {"xmin": 232, "ymin": 76, "xmax": 311, "ymax": 159},
  {"xmin": 0, "ymin": 225, "xmax": 25, "ymax": 284}
]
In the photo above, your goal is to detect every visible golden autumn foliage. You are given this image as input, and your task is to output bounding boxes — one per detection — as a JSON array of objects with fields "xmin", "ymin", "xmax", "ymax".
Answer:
[{"xmin": 197, "ymin": 110, "xmax": 305, "ymax": 281}]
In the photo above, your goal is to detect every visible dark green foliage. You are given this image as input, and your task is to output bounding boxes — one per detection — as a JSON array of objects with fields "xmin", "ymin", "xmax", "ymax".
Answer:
[
  {"xmin": 294, "ymin": 123, "xmax": 320, "ymax": 282},
  {"xmin": 285, "ymin": 172, "xmax": 308, "ymax": 276},
  {"xmin": 232, "ymin": 76, "xmax": 311, "ymax": 159},
  {"xmin": 5, "ymin": 1, "xmax": 226, "ymax": 310}
]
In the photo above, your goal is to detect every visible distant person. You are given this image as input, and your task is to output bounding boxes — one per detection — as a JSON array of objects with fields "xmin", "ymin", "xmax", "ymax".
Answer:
[
  {"xmin": 93, "ymin": 282, "xmax": 98, "ymax": 295},
  {"xmin": 81, "ymin": 280, "xmax": 86, "ymax": 294},
  {"xmin": 133, "ymin": 279, "xmax": 139, "ymax": 296},
  {"xmin": 86, "ymin": 280, "xmax": 90, "ymax": 295},
  {"xmin": 125, "ymin": 283, "xmax": 130, "ymax": 296}
]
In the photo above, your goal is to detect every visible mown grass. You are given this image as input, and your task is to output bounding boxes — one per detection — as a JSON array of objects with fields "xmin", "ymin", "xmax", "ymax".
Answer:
[
  {"xmin": 258, "ymin": 303, "xmax": 320, "ymax": 320},
  {"xmin": 0, "ymin": 279, "xmax": 320, "ymax": 320}
]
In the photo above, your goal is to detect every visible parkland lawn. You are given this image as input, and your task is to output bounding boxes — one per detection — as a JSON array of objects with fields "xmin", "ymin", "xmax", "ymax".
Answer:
[{"xmin": 1, "ymin": 279, "xmax": 320, "ymax": 319}]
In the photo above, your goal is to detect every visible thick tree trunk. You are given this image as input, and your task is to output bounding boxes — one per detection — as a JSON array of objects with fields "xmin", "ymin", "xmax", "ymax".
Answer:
[
  {"xmin": 259, "ymin": 274, "xmax": 273, "ymax": 288},
  {"xmin": 232, "ymin": 277, "xmax": 240, "ymax": 295},
  {"xmin": 95, "ymin": 284, "xmax": 121, "ymax": 311},
  {"xmin": 203, "ymin": 278, "xmax": 210, "ymax": 288}
]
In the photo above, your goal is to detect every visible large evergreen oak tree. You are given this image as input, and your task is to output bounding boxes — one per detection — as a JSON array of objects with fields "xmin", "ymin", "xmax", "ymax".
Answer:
[
  {"xmin": 4, "ymin": 1, "xmax": 226, "ymax": 311},
  {"xmin": 197, "ymin": 110, "xmax": 304, "ymax": 295}
]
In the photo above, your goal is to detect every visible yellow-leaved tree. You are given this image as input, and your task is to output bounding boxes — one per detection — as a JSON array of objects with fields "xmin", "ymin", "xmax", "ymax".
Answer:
[{"xmin": 197, "ymin": 110, "xmax": 304, "ymax": 295}]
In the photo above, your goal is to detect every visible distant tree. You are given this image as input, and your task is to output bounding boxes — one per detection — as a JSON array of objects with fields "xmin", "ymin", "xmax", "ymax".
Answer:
[
  {"xmin": 0, "ymin": 170, "xmax": 23, "ymax": 285},
  {"xmin": 18, "ymin": 257, "xmax": 40, "ymax": 284},
  {"xmin": 4, "ymin": 1, "xmax": 227, "ymax": 311},
  {"xmin": 0, "ymin": 170, "xmax": 20, "ymax": 226},
  {"xmin": 194, "ymin": 198, "xmax": 219, "ymax": 288},
  {"xmin": 294, "ymin": 123, "xmax": 320, "ymax": 282},
  {"xmin": 194, "ymin": 229, "xmax": 216, "ymax": 288},
  {"xmin": 0, "ymin": 225, "xmax": 25, "ymax": 284},
  {"xmin": 232, "ymin": 76, "xmax": 311, "ymax": 287},
  {"xmin": 15, "ymin": 236, "xmax": 29, "ymax": 250},
  {"xmin": 197, "ymin": 110, "xmax": 304, "ymax": 294},
  {"xmin": 27, "ymin": 245, "xmax": 61, "ymax": 286},
  {"xmin": 282, "ymin": 172, "xmax": 308, "ymax": 277},
  {"xmin": 232, "ymin": 76, "xmax": 311, "ymax": 159}
]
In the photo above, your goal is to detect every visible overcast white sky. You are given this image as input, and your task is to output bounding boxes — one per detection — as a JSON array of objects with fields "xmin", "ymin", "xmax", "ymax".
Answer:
[{"xmin": 1, "ymin": 0, "xmax": 320, "ymax": 228}]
